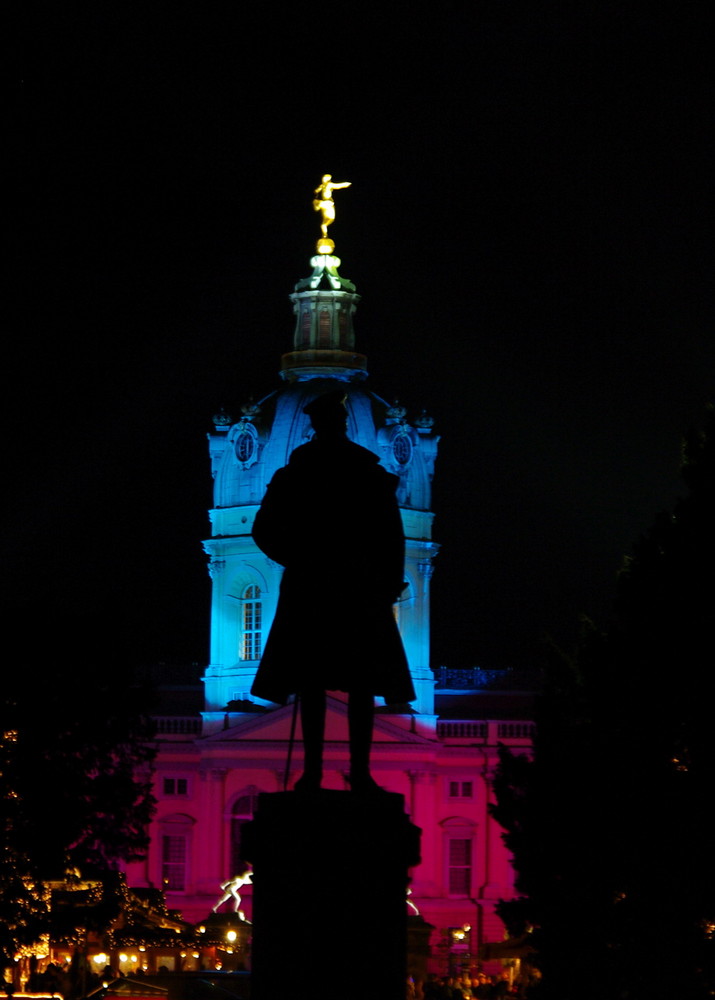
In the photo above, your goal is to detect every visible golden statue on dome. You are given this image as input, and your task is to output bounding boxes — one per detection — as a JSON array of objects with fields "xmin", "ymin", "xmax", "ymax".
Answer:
[{"xmin": 313, "ymin": 174, "xmax": 351, "ymax": 253}]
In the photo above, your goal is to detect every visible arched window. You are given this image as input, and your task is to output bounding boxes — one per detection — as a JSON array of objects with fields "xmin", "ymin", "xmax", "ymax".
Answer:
[
  {"xmin": 230, "ymin": 787, "xmax": 260, "ymax": 875},
  {"xmin": 240, "ymin": 585, "xmax": 262, "ymax": 661}
]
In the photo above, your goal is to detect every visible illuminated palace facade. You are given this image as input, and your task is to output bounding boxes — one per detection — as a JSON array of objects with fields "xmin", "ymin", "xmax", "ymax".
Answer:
[{"xmin": 125, "ymin": 246, "xmax": 534, "ymax": 974}]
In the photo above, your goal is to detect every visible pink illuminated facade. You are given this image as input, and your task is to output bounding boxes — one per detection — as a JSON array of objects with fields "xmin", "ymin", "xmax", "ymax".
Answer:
[{"xmin": 125, "ymin": 247, "xmax": 534, "ymax": 975}]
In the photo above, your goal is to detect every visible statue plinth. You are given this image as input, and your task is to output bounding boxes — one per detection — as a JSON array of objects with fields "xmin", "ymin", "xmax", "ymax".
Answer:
[{"xmin": 244, "ymin": 790, "xmax": 421, "ymax": 1000}]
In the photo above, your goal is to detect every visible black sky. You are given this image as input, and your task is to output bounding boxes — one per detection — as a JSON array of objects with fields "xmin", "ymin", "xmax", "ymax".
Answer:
[{"xmin": 10, "ymin": 4, "xmax": 714, "ymax": 675}]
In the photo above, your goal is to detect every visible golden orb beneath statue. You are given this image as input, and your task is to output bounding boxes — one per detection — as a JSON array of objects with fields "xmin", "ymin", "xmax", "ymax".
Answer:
[{"xmin": 316, "ymin": 237, "xmax": 335, "ymax": 254}]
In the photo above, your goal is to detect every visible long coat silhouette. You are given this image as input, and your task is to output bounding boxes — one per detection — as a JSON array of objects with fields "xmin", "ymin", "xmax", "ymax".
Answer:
[{"xmin": 250, "ymin": 435, "xmax": 415, "ymax": 706}]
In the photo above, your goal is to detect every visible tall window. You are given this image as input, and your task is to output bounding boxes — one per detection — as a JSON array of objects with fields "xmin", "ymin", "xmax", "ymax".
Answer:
[
  {"xmin": 160, "ymin": 814, "xmax": 193, "ymax": 893},
  {"xmin": 240, "ymin": 585, "xmax": 262, "ymax": 661},
  {"xmin": 448, "ymin": 838, "xmax": 472, "ymax": 895},
  {"xmin": 230, "ymin": 788, "xmax": 260, "ymax": 875},
  {"xmin": 162, "ymin": 835, "xmax": 187, "ymax": 891},
  {"xmin": 442, "ymin": 817, "xmax": 476, "ymax": 897}
]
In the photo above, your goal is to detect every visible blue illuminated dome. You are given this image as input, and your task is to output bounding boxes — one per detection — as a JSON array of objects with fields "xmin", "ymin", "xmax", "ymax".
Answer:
[{"xmin": 203, "ymin": 251, "xmax": 440, "ymax": 722}]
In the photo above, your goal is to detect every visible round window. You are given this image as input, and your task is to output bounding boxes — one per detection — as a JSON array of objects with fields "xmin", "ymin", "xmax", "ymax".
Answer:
[
  {"xmin": 392, "ymin": 433, "xmax": 413, "ymax": 467},
  {"xmin": 235, "ymin": 428, "xmax": 257, "ymax": 465}
]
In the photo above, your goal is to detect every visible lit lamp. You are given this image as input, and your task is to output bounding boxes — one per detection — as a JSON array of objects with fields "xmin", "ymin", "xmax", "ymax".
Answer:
[
  {"xmin": 221, "ymin": 927, "xmax": 239, "ymax": 969},
  {"xmin": 450, "ymin": 924, "xmax": 472, "ymax": 979}
]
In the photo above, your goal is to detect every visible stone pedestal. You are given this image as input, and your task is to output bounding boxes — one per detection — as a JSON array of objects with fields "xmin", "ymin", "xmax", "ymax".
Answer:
[{"xmin": 243, "ymin": 790, "xmax": 421, "ymax": 1000}]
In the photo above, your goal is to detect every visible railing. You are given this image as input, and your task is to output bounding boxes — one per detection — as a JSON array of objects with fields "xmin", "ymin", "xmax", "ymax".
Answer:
[
  {"xmin": 437, "ymin": 722, "xmax": 489, "ymax": 739},
  {"xmin": 152, "ymin": 716, "xmax": 203, "ymax": 736},
  {"xmin": 151, "ymin": 714, "xmax": 534, "ymax": 742},
  {"xmin": 497, "ymin": 721, "xmax": 535, "ymax": 740},
  {"xmin": 437, "ymin": 719, "xmax": 535, "ymax": 743}
]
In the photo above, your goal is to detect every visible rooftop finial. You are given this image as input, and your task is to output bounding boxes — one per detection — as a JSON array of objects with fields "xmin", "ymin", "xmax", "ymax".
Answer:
[{"xmin": 313, "ymin": 174, "xmax": 351, "ymax": 254}]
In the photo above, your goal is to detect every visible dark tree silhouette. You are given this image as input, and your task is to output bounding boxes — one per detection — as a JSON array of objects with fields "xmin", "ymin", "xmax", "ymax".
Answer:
[
  {"xmin": 1, "ymin": 629, "xmax": 156, "ymax": 968},
  {"xmin": 0, "ymin": 724, "xmax": 48, "ymax": 971},
  {"xmin": 491, "ymin": 405, "xmax": 715, "ymax": 1000}
]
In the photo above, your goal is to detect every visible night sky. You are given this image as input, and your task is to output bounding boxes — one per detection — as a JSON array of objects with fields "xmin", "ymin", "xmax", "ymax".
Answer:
[{"xmin": 10, "ymin": 5, "xmax": 713, "ymax": 677}]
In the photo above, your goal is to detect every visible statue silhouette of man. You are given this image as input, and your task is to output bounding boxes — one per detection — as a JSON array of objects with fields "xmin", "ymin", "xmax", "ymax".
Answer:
[{"xmin": 250, "ymin": 389, "xmax": 415, "ymax": 792}]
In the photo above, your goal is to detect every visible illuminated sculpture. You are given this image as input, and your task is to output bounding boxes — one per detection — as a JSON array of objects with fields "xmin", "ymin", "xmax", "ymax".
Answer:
[
  {"xmin": 312, "ymin": 174, "xmax": 351, "ymax": 251},
  {"xmin": 212, "ymin": 870, "xmax": 253, "ymax": 918}
]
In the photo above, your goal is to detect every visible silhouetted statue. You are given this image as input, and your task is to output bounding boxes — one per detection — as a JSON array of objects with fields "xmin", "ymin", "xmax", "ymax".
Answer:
[{"xmin": 250, "ymin": 390, "xmax": 415, "ymax": 792}]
